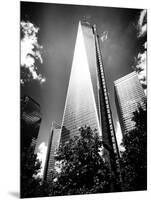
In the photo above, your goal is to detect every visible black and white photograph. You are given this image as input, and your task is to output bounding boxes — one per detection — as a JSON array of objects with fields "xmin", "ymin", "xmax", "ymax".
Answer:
[{"xmin": 20, "ymin": 1, "xmax": 147, "ymax": 198}]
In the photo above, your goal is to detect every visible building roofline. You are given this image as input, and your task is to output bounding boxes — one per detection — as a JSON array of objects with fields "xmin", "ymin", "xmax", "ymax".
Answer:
[
  {"xmin": 21, "ymin": 95, "xmax": 40, "ymax": 107},
  {"xmin": 114, "ymin": 71, "xmax": 137, "ymax": 85}
]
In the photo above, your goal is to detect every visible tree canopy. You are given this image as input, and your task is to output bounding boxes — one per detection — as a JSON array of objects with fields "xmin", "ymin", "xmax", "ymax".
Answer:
[
  {"xmin": 21, "ymin": 144, "xmax": 49, "ymax": 198},
  {"xmin": 21, "ymin": 102, "xmax": 147, "ymax": 197},
  {"xmin": 49, "ymin": 126, "xmax": 113, "ymax": 196},
  {"xmin": 120, "ymin": 103, "xmax": 147, "ymax": 191}
]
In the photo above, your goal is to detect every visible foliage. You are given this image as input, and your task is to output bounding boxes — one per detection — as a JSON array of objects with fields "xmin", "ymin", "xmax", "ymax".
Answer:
[
  {"xmin": 21, "ymin": 145, "xmax": 49, "ymax": 198},
  {"xmin": 49, "ymin": 126, "xmax": 112, "ymax": 196},
  {"xmin": 120, "ymin": 103, "xmax": 147, "ymax": 191}
]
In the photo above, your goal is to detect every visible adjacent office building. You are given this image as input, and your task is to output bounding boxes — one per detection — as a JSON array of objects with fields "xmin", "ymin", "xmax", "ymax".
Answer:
[
  {"xmin": 43, "ymin": 122, "xmax": 61, "ymax": 182},
  {"xmin": 60, "ymin": 21, "xmax": 121, "ymax": 187},
  {"xmin": 21, "ymin": 95, "xmax": 42, "ymax": 150},
  {"xmin": 114, "ymin": 71, "xmax": 146, "ymax": 136}
]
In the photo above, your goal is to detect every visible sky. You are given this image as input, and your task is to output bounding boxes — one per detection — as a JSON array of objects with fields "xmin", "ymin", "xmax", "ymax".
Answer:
[{"xmin": 20, "ymin": 1, "xmax": 147, "ymax": 176}]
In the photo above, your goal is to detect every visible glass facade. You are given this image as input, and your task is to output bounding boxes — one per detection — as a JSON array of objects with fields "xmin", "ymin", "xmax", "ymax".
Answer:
[
  {"xmin": 60, "ymin": 22, "xmax": 121, "ymax": 189},
  {"xmin": 21, "ymin": 96, "xmax": 42, "ymax": 149},
  {"xmin": 114, "ymin": 71, "xmax": 146, "ymax": 136},
  {"xmin": 60, "ymin": 22, "xmax": 101, "ymax": 144}
]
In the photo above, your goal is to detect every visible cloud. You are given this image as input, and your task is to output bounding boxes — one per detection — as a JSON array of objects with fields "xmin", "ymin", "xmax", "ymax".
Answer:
[
  {"xmin": 135, "ymin": 45, "xmax": 147, "ymax": 89},
  {"xmin": 100, "ymin": 31, "xmax": 108, "ymax": 42},
  {"xmin": 21, "ymin": 21, "xmax": 46, "ymax": 84},
  {"xmin": 133, "ymin": 10, "xmax": 147, "ymax": 93},
  {"xmin": 137, "ymin": 9, "xmax": 147, "ymax": 38},
  {"xmin": 37, "ymin": 142, "xmax": 47, "ymax": 177}
]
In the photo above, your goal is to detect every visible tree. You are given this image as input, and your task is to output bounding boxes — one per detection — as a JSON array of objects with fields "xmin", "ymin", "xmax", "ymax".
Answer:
[
  {"xmin": 120, "ymin": 102, "xmax": 147, "ymax": 191},
  {"xmin": 50, "ymin": 126, "xmax": 112, "ymax": 196},
  {"xmin": 21, "ymin": 144, "xmax": 50, "ymax": 198}
]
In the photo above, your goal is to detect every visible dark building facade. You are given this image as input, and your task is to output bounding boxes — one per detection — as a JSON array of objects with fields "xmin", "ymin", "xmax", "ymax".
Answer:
[
  {"xmin": 114, "ymin": 71, "xmax": 146, "ymax": 136},
  {"xmin": 43, "ymin": 122, "xmax": 61, "ymax": 182},
  {"xmin": 60, "ymin": 21, "xmax": 121, "ymax": 190},
  {"xmin": 21, "ymin": 95, "xmax": 42, "ymax": 150}
]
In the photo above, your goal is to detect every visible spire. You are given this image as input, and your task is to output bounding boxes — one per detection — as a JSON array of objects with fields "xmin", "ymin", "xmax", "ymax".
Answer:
[{"xmin": 92, "ymin": 24, "xmax": 97, "ymax": 35}]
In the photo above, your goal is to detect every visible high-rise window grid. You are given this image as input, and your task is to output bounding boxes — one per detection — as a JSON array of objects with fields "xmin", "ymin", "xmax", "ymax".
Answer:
[{"xmin": 114, "ymin": 71, "xmax": 146, "ymax": 135}]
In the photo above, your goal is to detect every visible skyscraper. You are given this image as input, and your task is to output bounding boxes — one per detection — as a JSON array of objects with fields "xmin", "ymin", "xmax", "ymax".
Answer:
[
  {"xmin": 21, "ymin": 95, "xmax": 42, "ymax": 150},
  {"xmin": 114, "ymin": 71, "xmax": 146, "ymax": 136},
  {"xmin": 60, "ymin": 21, "xmax": 121, "ymax": 189},
  {"xmin": 43, "ymin": 122, "xmax": 61, "ymax": 182}
]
